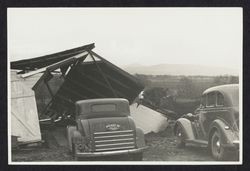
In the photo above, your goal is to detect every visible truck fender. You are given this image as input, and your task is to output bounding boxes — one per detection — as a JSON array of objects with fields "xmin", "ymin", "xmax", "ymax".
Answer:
[
  {"xmin": 78, "ymin": 119, "xmax": 90, "ymax": 136},
  {"xmin": 174, "ymin": 118, "xmax": 195, "ymax": 140},
  {"xmin": 128, "ymin": 116, "xmax": 136, "ymax": 130},
  {"xmin": 208, "ymin": 119, "xmax": 238, "ymax": 145},
  {"xmin": 67, "ymin": 125, "xmax": 77, "ymax": 151},
  {"xmin": 135, "ymin": 128, "xmax": 146, "ymax": 148}
]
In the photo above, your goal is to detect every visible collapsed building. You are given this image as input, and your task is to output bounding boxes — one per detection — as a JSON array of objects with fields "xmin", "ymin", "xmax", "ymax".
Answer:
[{"xmin": 10, "ymin": 43, "xmax": 169, "ymax": 147}]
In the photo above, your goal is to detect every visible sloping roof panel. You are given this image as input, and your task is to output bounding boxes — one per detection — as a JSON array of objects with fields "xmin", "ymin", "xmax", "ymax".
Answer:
[{"xmin": 11, "ymin": 43, "xmax": 95, "ymax": 71}]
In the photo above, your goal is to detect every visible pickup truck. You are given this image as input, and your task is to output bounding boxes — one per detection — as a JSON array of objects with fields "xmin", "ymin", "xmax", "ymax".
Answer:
[{"xmin": 67, "ymin": 98, "xmax": 147, "ymax": 161}]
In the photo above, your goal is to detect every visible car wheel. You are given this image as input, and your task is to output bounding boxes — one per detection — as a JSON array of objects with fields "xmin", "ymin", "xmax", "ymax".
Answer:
[
  {"xmin": 131, "ymin": 152, "xmax": 143, "ymax": 161},
  {"xmin": 176, "ymin": 125, "xmax": 186, "ymax": 148},
  {"xmin": 210, "ymin": 131, "xmax": 228, "ymax": 161}
]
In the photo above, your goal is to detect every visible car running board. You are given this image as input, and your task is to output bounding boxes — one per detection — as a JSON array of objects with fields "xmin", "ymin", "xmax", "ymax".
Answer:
[{"xmin": 185, "ymin": 139, "xmax": 208, "ymax": 147}]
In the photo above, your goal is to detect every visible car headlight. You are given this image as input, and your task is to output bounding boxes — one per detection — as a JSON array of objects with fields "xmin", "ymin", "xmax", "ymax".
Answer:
[
  {"xmin": 233, "ymin": 140, "xmax": 239, "ymax": 145},
  {"xmin": 224, "ymin": 126, "xmax": 230, "ymax": 130}
]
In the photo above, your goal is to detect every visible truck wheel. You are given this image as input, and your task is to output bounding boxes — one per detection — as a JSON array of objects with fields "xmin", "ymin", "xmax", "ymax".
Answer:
[
  {"xmin": 76, "ymin": 157, "xmax": 88, "ymax": 161},
  {"xmin": 132, "ymin": 152, "xmax": 143, "ymax": 161},
  {"xmin": 176, "ymin": 125, "xmax": 186, "ymax": 148},
  {"xmin": 72, "ymin": 143, "xmax": 78, "ymax": 160},
  {"xmin": 210, "ymin": 131, "xmax": 228, "ymax": 160},
  {"xmin": 72, "ymin": 142, "xmax": 88, "ymax": 161}
]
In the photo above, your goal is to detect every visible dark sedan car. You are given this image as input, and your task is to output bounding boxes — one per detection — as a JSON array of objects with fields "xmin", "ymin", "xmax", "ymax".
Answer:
[{"xmin": 174, "ymin": 84, "xmax": 239, "ymax": 161}]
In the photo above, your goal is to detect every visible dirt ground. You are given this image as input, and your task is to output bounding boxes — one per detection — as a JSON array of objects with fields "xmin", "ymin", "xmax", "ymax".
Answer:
[
  {"xmin": 143, "ymin": 128, "xmax": 213, "ymax": 161},
  {"xmin": 12, "ymin": 126, "xmax": 215, "ymax": 162}
]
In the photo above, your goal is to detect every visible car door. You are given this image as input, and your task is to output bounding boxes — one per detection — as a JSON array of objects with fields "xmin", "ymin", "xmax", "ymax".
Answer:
[
  {"xmin": 213, "ymin": 92, "xmax": 234, "ymax": 129},
  {"xmin": 199, "ymin": 92, "xmax": 217, "ymax": 137},
  {"xmin": 192, "ymin": 95, "xmax": 206, "ymax": 139}
]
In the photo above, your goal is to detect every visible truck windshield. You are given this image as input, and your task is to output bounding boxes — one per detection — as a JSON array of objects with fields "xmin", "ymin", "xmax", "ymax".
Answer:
[{"xmin": 91, "ymin": 104, "xmax": 116, "ymax": 112}]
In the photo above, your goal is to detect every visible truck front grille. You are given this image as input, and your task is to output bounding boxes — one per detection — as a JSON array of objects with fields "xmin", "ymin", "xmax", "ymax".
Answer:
[{"xmin": 93, "ymin": 130, "xmax": 136, "ymax": 152}]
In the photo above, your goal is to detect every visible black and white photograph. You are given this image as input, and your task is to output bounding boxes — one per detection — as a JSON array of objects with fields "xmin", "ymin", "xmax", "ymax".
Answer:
[{"xmin": 8, "ymin": 7, "xmax": 242, "ymax": 165}]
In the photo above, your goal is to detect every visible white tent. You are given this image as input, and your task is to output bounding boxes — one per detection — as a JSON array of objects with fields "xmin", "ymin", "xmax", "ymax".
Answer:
[
  {"xmin": 11, "ymin": 71, "xmax": 41, "ymax": 144},
  {"xmin": 130, "ymin": 103, "xmax": 168, "ymax": 134}
]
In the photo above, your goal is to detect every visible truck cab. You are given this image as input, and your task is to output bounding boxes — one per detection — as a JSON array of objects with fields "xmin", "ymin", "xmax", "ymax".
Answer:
[{"xmin": 67, "ymin": 98, "xmax": 147, "ymax": 161}]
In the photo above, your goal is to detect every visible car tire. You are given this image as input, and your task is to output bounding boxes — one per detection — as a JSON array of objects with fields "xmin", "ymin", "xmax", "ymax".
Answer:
[
  {"xmin": 176, "ymin": 125, "xmax": 186, "ymax": 148},
  {"xmin": 210, "ymin": 131, "xmax": 229, "ymax": 161},
  {"xmin": 131, "ymin": 152, "xmax": 143, "ymax": 161}
]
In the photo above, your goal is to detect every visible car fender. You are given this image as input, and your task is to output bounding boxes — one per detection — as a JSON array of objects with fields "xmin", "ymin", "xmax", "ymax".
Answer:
[
  {"xmin": 174, "ymin": 118, "xmax": 195, "ymax": 140},
  {"xmin": 135, "ymin": 128, "xmax": 146, "ymax": 148},
  {"xmin": 67, "ymin": 125, "xmax": 77, "ymax": 151},
  {"xmin": 209, "ymin": 119, "xmax": 238, "ymax": 145}
]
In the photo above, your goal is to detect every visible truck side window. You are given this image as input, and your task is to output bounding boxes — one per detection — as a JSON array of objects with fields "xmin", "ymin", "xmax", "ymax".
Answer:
[{"xmin": 206, "ymin": 92, "xmax": 216, "ymax": 107}]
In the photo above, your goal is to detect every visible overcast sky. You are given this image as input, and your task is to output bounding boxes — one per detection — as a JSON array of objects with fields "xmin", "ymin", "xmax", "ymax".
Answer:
[{"xmin": 8, "ymin": 8, "xmax": 242, "ymax": 69}]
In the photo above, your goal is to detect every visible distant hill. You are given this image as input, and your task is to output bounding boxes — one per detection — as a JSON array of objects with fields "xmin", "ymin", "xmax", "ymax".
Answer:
[{"xmin": 122, "ymin": 64, "xmax": 238, "ymax": 76}]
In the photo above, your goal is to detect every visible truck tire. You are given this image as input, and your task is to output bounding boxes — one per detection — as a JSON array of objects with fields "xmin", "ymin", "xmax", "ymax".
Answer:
[
  {"xmin": 131, "ymin": 152, "xmax": 143, "ymax": 161},
  {"xmin": 72, "ymin": 142, "xmax": 76, "ymax": 159},
  {"xmin": 176, "ymin": 125, "xmax": 186, "ymax": 148}
]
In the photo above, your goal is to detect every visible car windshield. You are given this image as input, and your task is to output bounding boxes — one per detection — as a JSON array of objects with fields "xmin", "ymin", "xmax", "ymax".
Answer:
[{"xmin": 230, "ymin": 89, "xmax": 239, "ymax": 107}]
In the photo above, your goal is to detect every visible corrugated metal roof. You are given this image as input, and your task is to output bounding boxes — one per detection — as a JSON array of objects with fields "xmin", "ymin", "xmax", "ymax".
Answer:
[
  {"xmin": 11, "ymin": 43, "xmax": 95, "ymax": 71},
  {"xmin": 11, "ymin": 44, "xmax": 144, "ymax": 119}
]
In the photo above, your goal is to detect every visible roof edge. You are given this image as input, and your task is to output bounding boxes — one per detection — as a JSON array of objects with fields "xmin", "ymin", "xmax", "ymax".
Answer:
[{"xmin": 11, "ymin": 43, "xmax": 95, "ymax": 70}]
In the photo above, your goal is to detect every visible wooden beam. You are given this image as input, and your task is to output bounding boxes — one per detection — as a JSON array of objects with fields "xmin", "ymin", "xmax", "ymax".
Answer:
[
  {"xmin": 20, "ymin": 67, "xmax": 46, "ymax": 78},
  {"xmin": 22, "ymin": 51, "xmax": 88, "ymax": 78},
  {"xmin": 47, "ymin": 52, "xmax": 88, "ymax": 71}
]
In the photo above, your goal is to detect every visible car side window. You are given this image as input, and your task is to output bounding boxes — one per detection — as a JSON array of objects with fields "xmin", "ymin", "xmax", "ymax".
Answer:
[
  {"xmin": 200, "ymin": 95, "xmax": 206, "ymax": 108},
  {"xmin": 216, "ymin": 92, "xmax": 224, "ymax": 106},
  {"xmin": 206, "ymin": 92, "xmax": 216, "ymax": 107}
]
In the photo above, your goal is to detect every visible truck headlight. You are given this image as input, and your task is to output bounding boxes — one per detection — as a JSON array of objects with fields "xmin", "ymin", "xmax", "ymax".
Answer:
[
  {"xmin": 77, "ymin": 144, "xmax": 84, "ymax": 151},
  {"xmin": 76, "ymin": 138, "xmax": 91, "ymax": 152},
  {"xmin": 76, "ymin": 143, "xmax": 90, "ymax": 152}
]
